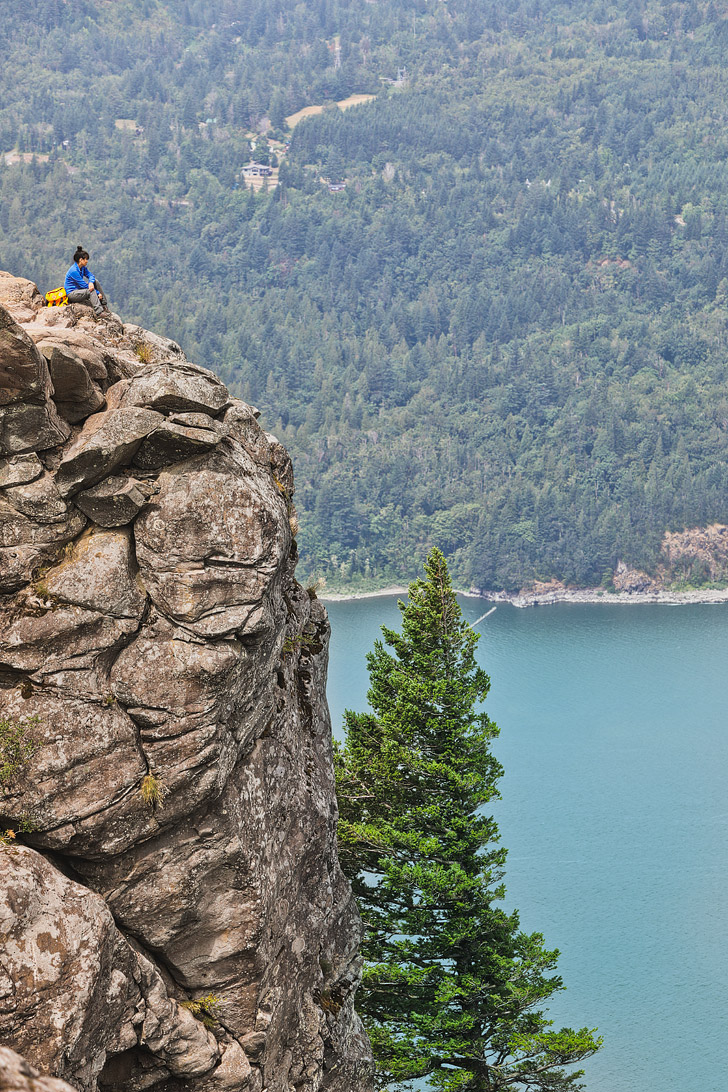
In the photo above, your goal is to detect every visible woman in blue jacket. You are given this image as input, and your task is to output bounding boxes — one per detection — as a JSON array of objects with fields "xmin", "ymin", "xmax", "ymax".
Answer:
[{"xmin": 64, "ymin": 246, "xmax": 109, "ymax": 316}]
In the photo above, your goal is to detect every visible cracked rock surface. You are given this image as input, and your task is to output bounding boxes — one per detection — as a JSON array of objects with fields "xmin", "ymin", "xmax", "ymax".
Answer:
[
  {"xmin": 0, "ymin": 275, "xmax": 372, "ymax": 1092},
  {"xmin": 0, "ymin": 1047, "xmax": 77, "ymax": 1092}
]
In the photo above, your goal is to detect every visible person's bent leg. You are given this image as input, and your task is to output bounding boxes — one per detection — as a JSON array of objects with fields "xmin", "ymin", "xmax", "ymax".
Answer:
[
  {"xmin": 65, "ymin": 289, "xmax": 91, "ymax": 305},
  {"xmin": 89, "ymin": 288, "xmax": 104, "ymax": 316},
  {"xmin": 66, "ymin": 287, "xmax": 103, "ymax": 316},
  {"xmin": 94, "ymin": 282, "xmax": 110, "ymax": 313}
]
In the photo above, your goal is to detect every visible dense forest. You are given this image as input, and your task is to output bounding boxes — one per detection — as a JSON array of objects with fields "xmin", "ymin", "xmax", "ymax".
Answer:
[{"xmin": 3, "ymin": 0, "xmax": 728, "ymax": 591}]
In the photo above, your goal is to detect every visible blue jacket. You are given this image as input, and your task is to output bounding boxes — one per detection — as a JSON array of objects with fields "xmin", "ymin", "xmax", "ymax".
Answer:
[{"xmin": 64, "ymin": 263, "xmax": 96, "ymax": 294}]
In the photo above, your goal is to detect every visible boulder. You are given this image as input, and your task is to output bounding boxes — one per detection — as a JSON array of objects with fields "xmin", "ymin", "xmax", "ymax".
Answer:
[
  {"xmin": 169, "ymin": 411, "xmax": 225, "ymax": 431},
  {"xmin": 108, "ymin": 361, "xmax": 230, "ymax": 416},
  {"xmin": 0, "ymin": 1048, "xmax": 77, "ymax": 1092},
  {"xmin": 0, "ymin": 307, "xmax": 52, "ymax": 407},
  {"xmin": 0, "ymin": 270, "xmax": 44, "ymax": 304},
  {"xmin": 3, "ymin": 473, "xmax": 68, "ymax": 523},
  {"xmin": 122, "ymin": 324, "xmax": 186, "ymax": 362},
  {"xmin": 75, "ymin": 475, "xmax": 147, "ymax": 527},
  {"xmin": 223, "ymin": 402, "xmax": 278, "ymax": 474},
  {"xmin": 17, "ymin": 311, "xmax": 79, "ymax": 333},
  {"xmin": 0, "ymin": 272, "xmax": 44, "ymax": 325},
  {"xmin": 191, "ymin": 1042, "xmax": 253, "ymax": 1092},
  {"xmin": 109, "ymin": 622, "xmax": 247, "ymax": 821},
  {"xmin": 0, "ymin": 307, "xmax": 70, "ymax": 454},
  {"xmin": 55, "ymin": 407, "xmax": 164, "ymax": 497},
  {"xmin": 25, "ymin": 330, "xmax": 108, "ymax": 382},
  {"xmin": 133, "ymin": 420, "xmax": 221, "ymax": 471},
  {"xmin": 0, "ymin": 500, "xmax": 86, "ymax": 593},
  {"xmin": 0, "ymin": 688, "xmax": 153, "ymax": 856},
  {"xmin": 0, "ymin": 455, "xmax": 43, "ymax": 488},
  {"xmin": 43, "ymin": 527, "xmax": 147, "ymax": 619},
  {"xmin": 22, "ymin": 324, "xmax": 140, "ymax": 385},
  {"xmin": 0, "ymin": 401, "xmax": 70, "ymax": 456},
  {"xmin": 40, "ymin": 344, "xmax": 105, "ymax": 423},
  {"xmin": 0, "ymin": 603, "xmax": 141, "ymax": 679}
]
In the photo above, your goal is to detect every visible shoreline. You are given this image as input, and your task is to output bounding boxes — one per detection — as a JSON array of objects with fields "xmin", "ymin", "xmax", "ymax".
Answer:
[
  {"xmin": 477, "ymin": 586, "xmax": 728, "ymax": 608},
  {"xmin": 320, "ymin": 585, "xmax": 728, "ymax": 607}
]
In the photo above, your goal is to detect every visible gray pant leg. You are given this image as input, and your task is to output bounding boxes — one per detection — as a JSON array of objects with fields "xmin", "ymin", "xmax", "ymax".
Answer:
[
  {"xmin": 66, "ymin": 287, "xmax": 103, "ymax": 315},
  {"xmin": 94, "ymin": 282, "xmax": 109, "ymax": 310}
]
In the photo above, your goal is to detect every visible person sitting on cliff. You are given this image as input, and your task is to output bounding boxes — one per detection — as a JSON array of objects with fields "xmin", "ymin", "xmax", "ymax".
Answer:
[{"xmin": 64, "ymin": 246, "xmax": 110, "ymax": 317}]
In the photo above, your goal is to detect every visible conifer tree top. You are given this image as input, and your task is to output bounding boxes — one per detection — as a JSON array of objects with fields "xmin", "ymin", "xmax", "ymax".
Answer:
[{"xmin": 335, "ymin": 548, "xmax": 601, "ymax": 1092}]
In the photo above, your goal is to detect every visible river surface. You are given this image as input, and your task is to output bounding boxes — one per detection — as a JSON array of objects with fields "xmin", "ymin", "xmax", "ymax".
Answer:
[{"xmin": 324, "ymin": 596, "xmax": 728, "ymax": 1092}]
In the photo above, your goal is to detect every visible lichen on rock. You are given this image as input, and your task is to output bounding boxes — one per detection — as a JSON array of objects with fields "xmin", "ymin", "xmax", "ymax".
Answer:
[{"xmin": 0, "ymin": 273, "xmax": 373, "ymax": 1092}]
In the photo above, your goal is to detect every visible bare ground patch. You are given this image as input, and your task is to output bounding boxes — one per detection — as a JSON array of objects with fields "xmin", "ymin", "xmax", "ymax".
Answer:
[{"xmin": 286, "ymin": 93, "xmax": 376, "ymax": 129}]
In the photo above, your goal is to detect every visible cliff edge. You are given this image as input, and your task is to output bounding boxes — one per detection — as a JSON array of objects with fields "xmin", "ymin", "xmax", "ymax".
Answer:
[{"xmin": 0, "ymin": 273, "xmax": 373, "ymax": 1092}]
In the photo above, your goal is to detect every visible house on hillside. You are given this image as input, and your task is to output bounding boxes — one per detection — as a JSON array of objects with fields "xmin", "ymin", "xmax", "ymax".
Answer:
[{"xmin": 242, "ymin": 162, "xmax": 273, "ymax": 179}]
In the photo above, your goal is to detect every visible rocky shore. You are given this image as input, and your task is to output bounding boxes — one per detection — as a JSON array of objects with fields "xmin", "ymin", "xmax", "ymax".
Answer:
[
  {"xmin": 476, "ymin": 584, "xmax": 728, "ymax": 608},
  {"xmin": 476, "ymin": 557, "xmax": 728, "ymax": 608},
  {"xmin": 321, "ymin": 581, "xmax": 728, "ymax": 609},
  {"xmin": 321, "ymin": 555, "xmax": 728, "ymax": 609}
]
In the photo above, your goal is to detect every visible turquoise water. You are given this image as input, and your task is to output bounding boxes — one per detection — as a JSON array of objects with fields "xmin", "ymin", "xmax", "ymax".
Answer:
[{"xmin": 325, "ymin": 596, "xmax": 728, "ymax": 1092}]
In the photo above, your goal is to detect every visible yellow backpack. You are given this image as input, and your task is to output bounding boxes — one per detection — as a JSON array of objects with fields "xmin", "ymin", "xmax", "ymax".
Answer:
[{"xmin": 45, "ymin": 286, "xmax": 68, "ymax": 307}]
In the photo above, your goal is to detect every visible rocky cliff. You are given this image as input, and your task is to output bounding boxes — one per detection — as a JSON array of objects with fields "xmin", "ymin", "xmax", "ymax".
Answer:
[{"xmin": 0, "ymin": 272, "xmax": 372, "ymax": 1092}]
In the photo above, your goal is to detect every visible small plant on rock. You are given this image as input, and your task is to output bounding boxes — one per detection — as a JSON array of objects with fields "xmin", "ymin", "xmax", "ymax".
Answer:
[
  {"xmin": 272, "ymin": 474, "xmax": 297, "ymax": 534},
  {"xmin": 0, "ymin": 814, "xmax": 39, "ymax": 850},
  {"xmin": 140, "ymin": 773, "xmax": 168, "ymax": 810},
  {"xmin": 0, "ymin": 716, "xmax": 39, "ymax": 793},
  {"xmin": 180, "ymin": 994, "xmax": 222, "ymax": 1028},
  {"xmin": 134, "ymin": 341, "xmax": 153, "ymax": 364},
  {"xmin": 0, "ymin": 829, "xmax": 17, "ymax": 849},
  {"xmin": 282, "ymin": 632, "xmax": 319, "ymax": 656},
  {"xmin": 272, "ymin": 473, "xmax": 288, "ymax": 498}
]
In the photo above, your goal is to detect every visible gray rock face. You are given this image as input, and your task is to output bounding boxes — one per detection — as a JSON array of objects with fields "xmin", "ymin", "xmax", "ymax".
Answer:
[
  {"xmin": 0, "ymin": 272, "xmax": 372, "ymax": 1092},
  {"xmin": 75, "ymin": 475, "xmax": 147, "ymax": 527},
  {"xmin": 108, "ymin": 361, "xmax": 230, "ymax": 416},
  {"xmin": 0, "ymin": 309, "xmax": 70, "ymax": 455},
  {"xmin": 0, "ymin": 309, "xmax": 51, "ymax": 407},
  {"xmin": 3, "ymin": 473, "xmax": 68, "ymax": 523},
  {"xmin": 0, "ymin": 847, "xmax": 221, "ymax": 1091},
  {"xmin": 0, "ymin": 1047, "xmax": 77, "ymax": 1092},
  {"xmin": 133, "ymin": 419, "xmax": 221, "ymax": 471},
  {"xmin": 40, "ymin": 344, "xmax": 105, "ymax": 423},
  {"xmin": 55, "ymin": 406, "xmax": 164, "ymax": 496},
  {"xmin": 0, "ymin": 402, "xmax": 70, "ymax": 456},
  {"xmin": 133, "ymin": 449, "xmax": 287, "ymax": 638},
  {"xmin": 0, "ymin": 455, "xmax": 43, "ymax": 489},
  {"xmin": 0, "ymin": 499, "xmax": 86, "ymax": 593}
]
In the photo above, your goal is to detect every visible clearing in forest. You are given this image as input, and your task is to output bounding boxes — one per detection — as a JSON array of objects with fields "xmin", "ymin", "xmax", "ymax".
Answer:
[{"xmin": 285, "ymin": 93, "xmax": 375, "ymax": 129}]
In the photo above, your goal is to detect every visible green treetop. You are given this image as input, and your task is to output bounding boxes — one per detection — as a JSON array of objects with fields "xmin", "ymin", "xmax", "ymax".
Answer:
[{"xmin": 334, "ymin": 549, "xmax": 601, "ymax": 1091}]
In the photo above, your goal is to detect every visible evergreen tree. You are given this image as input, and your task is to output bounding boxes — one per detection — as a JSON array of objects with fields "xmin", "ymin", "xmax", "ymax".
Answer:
[{"xmin": 335, "ymin": 549, "xmax": 601, "ymax": 1091}]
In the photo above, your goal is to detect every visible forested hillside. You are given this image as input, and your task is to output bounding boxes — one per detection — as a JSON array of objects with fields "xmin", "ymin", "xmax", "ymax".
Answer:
[{"xmin": 3, "ymin": 0, "xmax": 728, "ymax": 591}]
